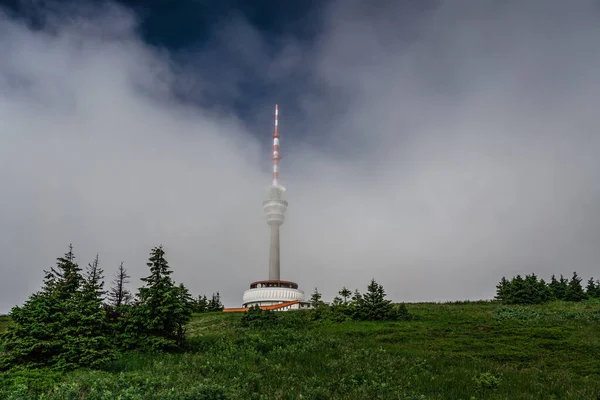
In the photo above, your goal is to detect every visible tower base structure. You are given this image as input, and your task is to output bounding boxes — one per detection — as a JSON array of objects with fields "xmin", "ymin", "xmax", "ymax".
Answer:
[{"xmin": 242, "ymin": 280, "xmax": 311, "ymax": 310}]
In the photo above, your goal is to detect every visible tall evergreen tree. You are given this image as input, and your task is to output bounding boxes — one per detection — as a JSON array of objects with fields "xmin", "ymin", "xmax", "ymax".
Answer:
[
  {"xmin": 495, "ymin": 277, "xmax": 511, "ymax": 302},
  {"xmin": 332, "ymin": 296, "xmax": 344, "ymax": 306},
  {"xmin": 310, "ymin": 288, "xmax": 324, "ymax": 308},
  {"xmin": 355, "ymin": 279, "xmax": 393, "ymax": 321},
  {"xmin": 351, "ymin": 289, "xmax": 362, "ymax": 305},
  {"xmin": 207, "ymin": 292, "xmax": 224, "ymax": 312},
  {"xmin": 1, "ymin": 245, "xmax": 115, "ymax": 370},
  {"xmin": 585, "ymin": 277, "xmax": 597, "ymax": 299},
  {"xmin": 339, "ymin": 287, "xmax": 352, "ymax": 304},
  {"xmin": 108, "ymin": 262, "xmax": 132, "ymax": 307},
  {"xmin": 67, "ymin": 255, "xmax": 115, "ymax": 367},
  {"xmin": 565, "ymin": 272, "xmax": 586, "ymax": 302},
  {"xmin": 127, "ymin": 246, "xmax": 193, "ymax": 350},
  {"xmin": 194, "ymin": 294, "xmax": 208, "ymax": 312}
]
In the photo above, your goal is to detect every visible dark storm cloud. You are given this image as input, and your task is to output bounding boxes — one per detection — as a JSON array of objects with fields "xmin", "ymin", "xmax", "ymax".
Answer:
[{"xmin": 1, "ymin": 0, "xmax": 600, "ymax": 311}]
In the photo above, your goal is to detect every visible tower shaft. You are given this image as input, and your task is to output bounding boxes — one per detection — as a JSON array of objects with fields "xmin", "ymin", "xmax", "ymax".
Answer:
[
  {"xmin": 268, "ymin": 224, "xmax": 281, "ymax": 281},
  {"xmin": 263, "ymin": 104, "xmax": 287, "ymax": 281}
]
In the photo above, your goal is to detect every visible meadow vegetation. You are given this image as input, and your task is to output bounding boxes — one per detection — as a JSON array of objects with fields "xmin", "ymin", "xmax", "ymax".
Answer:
[
  {"xmin": 0, "ymin": 245, "xmax": 599, "ymax": 399},
  {"xmin": 1, "ymin": 300, "xmax": 599, "ymax": 399}
]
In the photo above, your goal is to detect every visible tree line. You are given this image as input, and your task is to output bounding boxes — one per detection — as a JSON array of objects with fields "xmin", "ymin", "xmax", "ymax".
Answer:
[
  {"xmin": 240, "ymin": 278, "xmax": 412, "ymax": 328},
  {"xmin": 0, "ymin": 245, "xmax": 220, "ymax": 371},
  {"xmin": 495, "ymin": 272, "xmax": 600, "ymax": 305}
]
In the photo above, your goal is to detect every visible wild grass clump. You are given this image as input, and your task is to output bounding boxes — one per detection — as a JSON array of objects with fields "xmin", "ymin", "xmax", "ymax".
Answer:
[{"xmin": 494, "ymin": 307, "xmax": 542, "ymax": 321}]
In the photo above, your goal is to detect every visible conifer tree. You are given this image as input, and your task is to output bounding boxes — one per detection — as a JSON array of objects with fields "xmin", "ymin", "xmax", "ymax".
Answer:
[
  {"xmin": 68, "ymin": 254, "xmax": 115, "ymax": 367},
  {"xmin": 310, "ymin": 287, "xmax": 324, "ymax": 308},
  {"xmin": 557, "ymin": 275, "xmax": 569, "ymax": 300},
  {"xmin": 207, "ymin": 292, "xmax": 224, "ymax": 312},
  {"xmin": 495, "ymin": 277, "xmax": 510, "ymax": 301},
  {"xmin": 351, "ymin": 289, "xmax": 362, "ymax": 304},
  {"xmin": 108, "ymin": 262, "xmax": 132, "ymax": 307},
  {"xmin": 1, "ymin": 245, "xmax": 115, "ymax": 370},
  {"xmin": 194, "ymin": 294, "xmax": 208, "ymax": 312},
  {"xmin": 339, "ymin": 287, "xmax": 351, "ymax": 304},
  {"xmin": 548, "ymin": 275, "xmax": 560, "ymax": 300},
  {"xmin": 565, "ymin": 271, "xmax": 586, "ymax": 302},
  {"xmin": 355, "ymin": 279, "xmax": 394, "ymax": 321},
  {"xmin": 128, "ymin": 246, "xmax": 193, "ymax": 350},
  {"xmin": 585, "ymin": 277, "xmax": 597, "ymax": 299}
]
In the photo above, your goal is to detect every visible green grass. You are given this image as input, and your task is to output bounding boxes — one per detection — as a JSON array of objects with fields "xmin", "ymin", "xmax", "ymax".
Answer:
[{"xmin": 1, "ymin": 301, "xmax": 600, "ymax": 399}]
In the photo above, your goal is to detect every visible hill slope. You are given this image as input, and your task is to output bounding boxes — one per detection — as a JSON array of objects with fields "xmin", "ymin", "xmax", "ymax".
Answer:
[{"xmin": 1, "ymin": 301, "xmax": 599, "ymax": 399}]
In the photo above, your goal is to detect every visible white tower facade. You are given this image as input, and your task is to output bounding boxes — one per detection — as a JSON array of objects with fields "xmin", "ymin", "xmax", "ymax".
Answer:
[{"xmin": 242, "ymin": 105, "xmax": 309, "ymax": 310}]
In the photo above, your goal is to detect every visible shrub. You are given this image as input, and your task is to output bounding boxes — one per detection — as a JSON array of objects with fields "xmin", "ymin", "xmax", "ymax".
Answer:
[
  {"xmin": 239, "ymin": 306, "xmax": 278, "ymax": 328},
  {"xmin": 473, "ymin": 372, "xmax": 502, "ymax": 390}
]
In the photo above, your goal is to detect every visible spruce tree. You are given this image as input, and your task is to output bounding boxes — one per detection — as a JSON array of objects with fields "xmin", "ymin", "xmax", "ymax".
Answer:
[
  {"xmin": 339, "ymin": 287, "xmax": 351, "ymax": 304},
  {"xmin": 557, "ymin": 275, "xmax": 569, "ymax": 300},
  {"xmin": 1, "ymin": 245, "xmax": 115, "ymax": 370},
  {"xmin": 207, "ymin": 292, "xmax": 224, "ymax": 312},
  {"xmin": 67, "ymin": 255, "xmax": 115, "ymax": 367},
  {"xmin": 355, "ymin": 279, "xmax": 393, "ymax": 321},
  {"xmin": 495, "ymin": 277, "xmax": 511, "ymax": 302},
  {"xmin": 194, "ymin": 295, "xmax": 208, "ymax": 312},
  {"xmin": 310, "ymin": 288, "xmax": 324, "ymax": 308},
  {"xmin": 128, "ymin": 246, "xmax": 193, "ymax": 350},
  {"xmin": 332, "ymin": 296, "xmax": 343, "ymax": 306},
  {"xmin": 585, "ymin": 278, "xmax": 597, "ymax": 299},
  {"xmin": 548, "ymin": 275, "xmax": 560, "ymax": 300},
  {"xmin": 108, "ymin": 262, "xmax": 132, "ymax": 308},
  {"xmin": 565, "ymin": 272, "xmax": 586, "ymax": 302}
]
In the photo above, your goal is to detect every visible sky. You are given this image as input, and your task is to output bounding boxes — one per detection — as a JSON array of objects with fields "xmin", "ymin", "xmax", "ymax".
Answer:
[{"xmin": 1, "ymin": 0, "xmax": 600, "ymax": 312}]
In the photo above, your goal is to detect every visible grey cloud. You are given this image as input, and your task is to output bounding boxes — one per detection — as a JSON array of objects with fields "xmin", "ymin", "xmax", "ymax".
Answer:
[{"xmin": 2, "ymin": 1, "xmax": 600, "ymax": 311}]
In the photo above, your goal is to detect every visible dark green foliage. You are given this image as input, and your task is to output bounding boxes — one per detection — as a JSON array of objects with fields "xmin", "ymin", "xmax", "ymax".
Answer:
[
  {"xmin": 310, "ymin": 287, "xmax": 325, "ymax": 308},
  {"xmin": 107, "ymin": 262, "xmax": 132, "ymax": 308},
  {"xmin": 339, "ymin": 287, "xmax": 351, "ymax": 304},
  {"xmin": 311, "ymin": 282, "xmax": 411, "ymax": 323},
  {"xmin": 565, "ymin": 272, "xmax": 586, "ymax": 302},
  {"xmin": 548, "ymin": 274, "xmax": 569, "ymax": 300},
  {"xmin": 0, "ymin": 246, "xmax": 115, "ymax": 371},
  {"xmin": 239, "ymin": 305, "xmax": 278, "ymax": 328},
  {"xmin": 388, "ymin": 303, "xmax": 413, "ymax": 321},
  {"xmin": 192, "ymin": 293, "xmax": 223, "ymax": 313},
  {"xmin": 354, "ymin": 279, "xmax": 394, "ymax": 321},
  {"xmin": 125, "ymin": 246, "xmax": 193, "ymax": 351},
  {"xmin": 585, "ymin": 278, "xmax": 596, "ymax": 298},
  {"xmin": 351, "ymin": 289, "xmax": 362, "ymax": 303},
  {"xmin": 497, "ymin": 272, "xmax": 598, "ymax": 305},
  {"xmin": 72, "ymin": 255, "xmax": 115, "ymax": 367},
  {"xmin": 495, "ymin": 277, "xmax": 510, "ymax": 301},
  {"xmin": 207, "ymin": 292, "xmax": 224, "ymax": 312},
  {"xmin": 193, "ymin": 295, "xmax": 209, "ymax": 312}
]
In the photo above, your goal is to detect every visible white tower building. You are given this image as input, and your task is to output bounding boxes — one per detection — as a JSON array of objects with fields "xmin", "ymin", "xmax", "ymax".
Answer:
[{"xmin": 241, "ymin": 105, "xmax": 309, "ymax": 310}]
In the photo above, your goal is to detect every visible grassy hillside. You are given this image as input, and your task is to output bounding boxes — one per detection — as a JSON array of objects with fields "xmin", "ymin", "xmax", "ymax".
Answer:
[{"xmin": 1, "ymin": 301, "xmax": 599, "ymax": 399}]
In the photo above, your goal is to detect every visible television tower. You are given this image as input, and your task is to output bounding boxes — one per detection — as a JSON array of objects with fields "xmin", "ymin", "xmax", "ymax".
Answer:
[
  {"xmin": 263, "ymin": 104, "xmax": 288, "ymax": 281},
  {"xmin": 234, "ymin": 104, "xmax": 308, "ymax": 312}
]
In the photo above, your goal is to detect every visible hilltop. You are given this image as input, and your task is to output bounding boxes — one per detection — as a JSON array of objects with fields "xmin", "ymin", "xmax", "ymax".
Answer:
[{"xmin": 1, "ymin": 300, "xmax": 599, "ymax": 399}]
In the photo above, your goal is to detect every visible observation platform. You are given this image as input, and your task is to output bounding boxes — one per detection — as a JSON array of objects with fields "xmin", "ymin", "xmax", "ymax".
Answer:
[{"xmin": 241, "ymin": 280, "xmax": 310, "ymax": 309}]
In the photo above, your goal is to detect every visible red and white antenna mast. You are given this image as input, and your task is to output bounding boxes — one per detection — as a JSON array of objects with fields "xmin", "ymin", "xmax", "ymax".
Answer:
[{"xmin": 272, "ymin": 104, "xmax": 281, "ymax": 185}]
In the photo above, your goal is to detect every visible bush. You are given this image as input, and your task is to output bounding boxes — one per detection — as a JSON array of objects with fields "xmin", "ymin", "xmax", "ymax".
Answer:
[
  {"xmin": 239, "ymin": 306, "xmax": 278, "ymax": 328},
  {"xmin": 473, "ymin": 372, "xmax": 502, "ymax": 391},
  {"xmin": 388, "ymin": 303, "xmax": 413, "ymax": 321}
]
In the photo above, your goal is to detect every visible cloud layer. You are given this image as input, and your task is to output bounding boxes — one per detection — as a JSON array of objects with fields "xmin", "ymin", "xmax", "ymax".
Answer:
[{"xmin": 2, "ymin": 0, "xmax": 600, "ymax": 311}]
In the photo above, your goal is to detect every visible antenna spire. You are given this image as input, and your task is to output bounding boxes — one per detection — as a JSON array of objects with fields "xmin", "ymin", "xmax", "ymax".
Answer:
[{"xmin": 272, "ymin": 104, "xmax": 281, "ymax": 185}]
